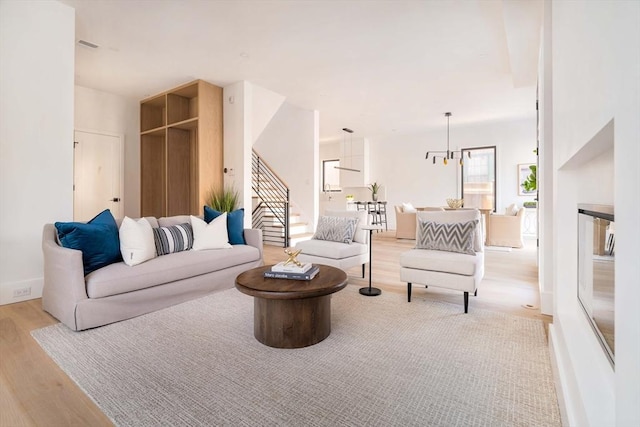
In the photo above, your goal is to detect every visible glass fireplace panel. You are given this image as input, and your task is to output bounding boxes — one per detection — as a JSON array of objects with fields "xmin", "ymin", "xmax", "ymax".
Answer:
[{"xmin": 578, "ymin": 204, "xmax": 615, "ymax": 367}]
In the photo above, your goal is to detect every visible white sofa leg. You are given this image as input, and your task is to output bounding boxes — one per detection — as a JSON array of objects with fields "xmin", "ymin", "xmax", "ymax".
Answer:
[
  {"xmin": 464, "ymin": 292, "xmax": 469, "ymax": 313},
  {"xmin": 407, "ymin": 282, "xmax": 412, "ymax": 302}
]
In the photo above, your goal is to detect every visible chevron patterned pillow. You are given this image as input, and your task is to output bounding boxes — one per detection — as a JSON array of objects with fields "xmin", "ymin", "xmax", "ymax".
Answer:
[
  {"xmin": 312, "ymin": 216, "xmax": 359, "ymax": 244},
  {"xmin": 416, "ymin": 219, "xmax": 478, "ymax": 255}
]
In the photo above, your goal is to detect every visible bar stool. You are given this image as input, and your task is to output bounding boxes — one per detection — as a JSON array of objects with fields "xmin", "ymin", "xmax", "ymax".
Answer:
[
  {"xmin": 366, "ymin": 202, "xmax": 378, "ymax": 227},
  {"xmin": 377, "ymin": 201, "xmax": 388, "ymax": 231},
  {"xmin": 355, "ymin": 201, "xmax": 368, "ymax": 211},
  {"xmin": 366, "ymin": 201, "xmax": 388, "ymax": 232}
]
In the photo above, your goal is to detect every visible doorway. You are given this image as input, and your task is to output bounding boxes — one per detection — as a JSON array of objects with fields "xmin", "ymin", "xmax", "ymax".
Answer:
[{"xmin": 73, "ymin": 130, "xmax": 124, "ymax": 221}]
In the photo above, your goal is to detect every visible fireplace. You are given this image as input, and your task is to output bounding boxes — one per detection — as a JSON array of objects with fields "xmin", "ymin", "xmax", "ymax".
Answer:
[{"xmin": 577, "ymin": 204, "xmax": 615, "ymax": 367}]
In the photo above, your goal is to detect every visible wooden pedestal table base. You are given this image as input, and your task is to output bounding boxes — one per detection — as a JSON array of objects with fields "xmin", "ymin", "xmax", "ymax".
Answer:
[{"xmin": 235, "ymin": 265, "xmax": 348, "ymax": 349}]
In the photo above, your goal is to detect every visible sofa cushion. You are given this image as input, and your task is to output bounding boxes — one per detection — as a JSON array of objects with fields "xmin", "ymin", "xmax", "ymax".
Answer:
[
  {"xmin": 203, "ymin": 206, "xmax": 246, "ymax": 245},
  {"xmin": 119, "ymin": 217, "xmax": 157, "ymax": 266},
  {"xmin": 313, "ymin": 216, "xmax": 359, "ymax": 244},
  {"xmin": 153, "ymin": 223, "xmax": 193, "ymax": 256},
  {"xmin": 416, "ymin": 219, "xmax": 478, "ymax": 255},
  {"xmin": 85, "ymin": 245, "xmax": 260, "ymax": 298},
  {"xmin": 295, "ymin": 239, "xmax": 367, "ymax": 260},
  {"xmin": 55, "ymin": 209, "xmax": 122, "ymax": 275},
  {"xmin": 158, "ymin": 215, "xmax": 190, "ymax": 227},
  {"xmin": 400, "ymin": 249, "xmax": 483, "ymax": 276}
]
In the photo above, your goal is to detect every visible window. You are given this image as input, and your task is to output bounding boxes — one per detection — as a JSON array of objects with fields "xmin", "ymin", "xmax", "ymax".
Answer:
[
  {"xmin": 461, "ymin": 146, "xmax": 496, "ymax": 212},
  {"xmin": 322, "ymin": 159, "xmax": 340, "ymax": 191}
]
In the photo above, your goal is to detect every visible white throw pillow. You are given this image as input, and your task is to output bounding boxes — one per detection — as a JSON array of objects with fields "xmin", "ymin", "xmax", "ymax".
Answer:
[
  {"xmin": 504, "ymin": 203, "xmax": 518, "ymax": 216},
  {"xmin": 402, "ymin": 202, "xmax": 417, "ymax": 213},
  {"xmin": 191, "ymin": 214, "xmax": 231, "ymax": 250},
  {"xmin": 119, "ymin": 217, "xmax": 157, "ymax": 266}
]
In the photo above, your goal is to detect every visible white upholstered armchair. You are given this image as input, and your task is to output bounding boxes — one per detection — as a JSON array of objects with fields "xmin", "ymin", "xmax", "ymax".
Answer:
[
  {"xmin": 295, "ymin": 210, "xmax": 370, "ymax": 277},
  {"xmin": 399, "ymin": 209, "xmax": 484, "ymax": 313}
]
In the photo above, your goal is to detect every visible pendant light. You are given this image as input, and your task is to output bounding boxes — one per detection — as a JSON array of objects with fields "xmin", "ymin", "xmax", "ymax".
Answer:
[
  {"xmin": 334, "ymin": 128, "xmax": 361, "ymax": 172},
  {"xmin": 425, "ymin": 112, "xmax": 470, "ymax": 165}
]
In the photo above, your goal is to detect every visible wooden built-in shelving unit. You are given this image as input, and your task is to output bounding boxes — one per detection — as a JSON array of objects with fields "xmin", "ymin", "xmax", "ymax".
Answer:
[{"xmin": 140, "ymin": 80, "xmax": 223, "ymax": 218}]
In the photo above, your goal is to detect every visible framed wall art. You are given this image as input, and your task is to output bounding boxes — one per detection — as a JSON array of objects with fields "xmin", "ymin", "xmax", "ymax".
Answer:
[{"xmin": 518, "ymin": 163, "xmax": 536, "ymax": 196}]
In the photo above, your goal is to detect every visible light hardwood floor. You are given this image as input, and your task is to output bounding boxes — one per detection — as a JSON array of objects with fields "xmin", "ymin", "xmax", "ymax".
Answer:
[{"xmin": 0, "ymin": 232, "xmax": 549, "ymax": 426}]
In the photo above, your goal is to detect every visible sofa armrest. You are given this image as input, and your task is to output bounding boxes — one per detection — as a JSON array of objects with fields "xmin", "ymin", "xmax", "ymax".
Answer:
[
  {"xmin": 41, "ymin": 224, "xmax": 88, "ymax": 330},
  {"xmin": 243, "ymin": 228, "xmax": 264, "ymax": 261}
]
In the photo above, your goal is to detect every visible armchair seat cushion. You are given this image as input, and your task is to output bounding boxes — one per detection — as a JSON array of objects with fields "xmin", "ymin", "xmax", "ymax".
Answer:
[
  {"xmin": 400, "ymin": 249, "xmax": 482, "ymax": 277},
  {"xmin": 295, "ymin": 239, "xmax": 367, "ymax": 260}
]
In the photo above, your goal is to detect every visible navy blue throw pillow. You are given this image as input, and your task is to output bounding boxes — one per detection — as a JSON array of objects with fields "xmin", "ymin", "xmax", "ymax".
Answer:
[
  {"xmin": 55, "ymin": 209, "xmax": 122, "ymax": 276},
  {"xmin": 203, "ymin": 206, "xmax": 245, "ymax": 245}
]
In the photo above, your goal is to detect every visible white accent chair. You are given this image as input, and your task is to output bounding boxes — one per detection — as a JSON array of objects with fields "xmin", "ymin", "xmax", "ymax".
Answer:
[
  {"xmin": 295, "ymin": 210, "xmax": 369, "ymax": 277},
  {"xmin": 399, "ymin": 209, "xmax": 484, "ymax": 313}
]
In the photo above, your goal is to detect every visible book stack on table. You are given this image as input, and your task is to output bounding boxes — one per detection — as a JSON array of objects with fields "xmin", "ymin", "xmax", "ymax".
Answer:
[{"xmin": 263, "ymin": 262, "xmax": 320, "ymax": 281}]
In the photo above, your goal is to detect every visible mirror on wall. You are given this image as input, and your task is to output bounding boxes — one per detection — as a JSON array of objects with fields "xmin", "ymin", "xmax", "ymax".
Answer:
[{"xmin": 578, "ymin": 204, "xmax": 615, "ymax": 367}]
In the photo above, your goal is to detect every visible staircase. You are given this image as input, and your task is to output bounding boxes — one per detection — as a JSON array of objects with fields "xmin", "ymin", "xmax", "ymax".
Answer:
[{"xmin": 251, "ymin": 149, "xmax": 312, "ymax": 247}]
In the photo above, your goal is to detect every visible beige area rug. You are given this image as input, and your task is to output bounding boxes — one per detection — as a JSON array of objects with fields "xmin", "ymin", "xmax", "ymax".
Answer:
[{"xmin": 32, "ymin": 285, "xmax": 560, "ymax": 427}]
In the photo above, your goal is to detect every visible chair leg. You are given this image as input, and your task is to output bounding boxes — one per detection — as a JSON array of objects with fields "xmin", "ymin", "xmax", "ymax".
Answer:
[
  {"xmin": 361, "ymin": 264, "xmax": 365, "ymax": 278},
  {"xmin": 464, "ymin": 292, "xmax": 469, "ymax": 313},
  {"xmin": 407, "ymin": 283, "xmax": 412, "ymax": 302},
  {"xmin": 474, "ymin": 289, "xmax": 477, "ymax": 297}
]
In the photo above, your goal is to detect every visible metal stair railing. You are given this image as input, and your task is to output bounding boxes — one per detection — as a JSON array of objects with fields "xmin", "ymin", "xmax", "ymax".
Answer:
[{"xmin": 251, "ymin": 149, "xmax": 290, "ymax": 247}]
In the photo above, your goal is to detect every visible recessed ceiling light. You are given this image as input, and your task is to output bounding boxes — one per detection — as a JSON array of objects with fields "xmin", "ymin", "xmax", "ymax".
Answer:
[
  {"xmin": 77, "ymin": 39, "xmax": 99, "ymax": 49},
  {"xmin": 239, "ymin": 52, "xmax": 249, "ymax": 58}
]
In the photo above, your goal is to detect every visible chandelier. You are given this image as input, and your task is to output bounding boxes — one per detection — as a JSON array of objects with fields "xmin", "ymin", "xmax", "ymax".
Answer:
[
  {"xmin": 334, "ymin": 127, "xmax": 361, "ymax": 172},
  {"xmin": 425, "ymin": 112, "xmax": 469, "ymax": 165}
]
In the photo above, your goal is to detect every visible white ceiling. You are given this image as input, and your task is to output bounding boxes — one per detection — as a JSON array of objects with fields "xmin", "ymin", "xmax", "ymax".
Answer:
[{"xmin": 61, "ymin": 0, "xmax": 542, "ymax": 142}]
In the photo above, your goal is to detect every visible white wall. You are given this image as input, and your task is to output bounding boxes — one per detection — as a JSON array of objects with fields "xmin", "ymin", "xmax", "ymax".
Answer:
[
  {"xmin": 548, "ymin": 1, "xmax": 640, "ymax": 425},
  {"xmin": 254, "ymin": 102, "xmax": 318, "ymax": 229},
  {"xmin": 223, "ymin": 81, "xmax": 319, "ymax": 229},
  {"xmin": 353, "ymin": 116, "xmax": 536, "ymax": 229},
  {"xmin": 0, "ymin": 0, "xmax": 75, "ymax": 305},
  {"xmin": 223, "ymin": 81, "xmax": 252, "ymax": 226},
  {"xmin": 74, "ymin": 85, "xmax": 140, "ymax": 218}
]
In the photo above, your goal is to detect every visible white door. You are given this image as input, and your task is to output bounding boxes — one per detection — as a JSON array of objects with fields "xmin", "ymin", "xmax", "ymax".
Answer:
[{"xmin": 74, "ymin": 130, "xmax": 123, "ymax": 221}]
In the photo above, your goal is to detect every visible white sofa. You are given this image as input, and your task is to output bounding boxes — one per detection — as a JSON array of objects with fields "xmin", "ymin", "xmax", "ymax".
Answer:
[
  {"xmin": 399, "ymin": 209, "xmax": 484, "ymax": 313},
  {"xmin": 294, "ymin": 210, "xmax": 369, "ymax": 276},
  {"xmin": 42, "ymin": 215, "xmax": 263, "ymax": 331}
]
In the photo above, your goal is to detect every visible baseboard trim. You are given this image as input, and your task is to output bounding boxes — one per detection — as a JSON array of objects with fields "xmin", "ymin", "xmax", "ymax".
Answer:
[
  {"xmin": 540, "ymin": 290, "xmax": 553, "ymax": 315},
  {"xmin": 0, "ymin": 277, "xmax": 43, "ymax": 306},
  {"xmin": 549, "ymin": 324, "xmax": 573, "ymax": 427}
]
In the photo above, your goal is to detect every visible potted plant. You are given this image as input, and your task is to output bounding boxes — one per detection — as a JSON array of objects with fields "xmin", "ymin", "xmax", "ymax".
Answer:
[
  {"xmin": 206, "ymin": 184, "xmax": 239, "ymax": 212},
  {"xmin": 368, "ymin": 182, "xmax": 381, "ymax": 201}
]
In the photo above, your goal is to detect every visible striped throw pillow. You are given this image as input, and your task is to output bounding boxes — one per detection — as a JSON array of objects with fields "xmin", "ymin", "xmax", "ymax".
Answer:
[
  {"xmin": 416, "ymin": 219, "xmax": 478, "ymax": 255},
  {"xmin": 153, "ymin": 223, "xmax": 194, "ymax": 256}
]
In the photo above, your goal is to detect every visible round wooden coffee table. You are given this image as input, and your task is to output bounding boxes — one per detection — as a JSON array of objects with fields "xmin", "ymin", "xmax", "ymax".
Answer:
[{"xmin": 235, "ymin": 264, "xmax": 347, "ymax": 349}]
